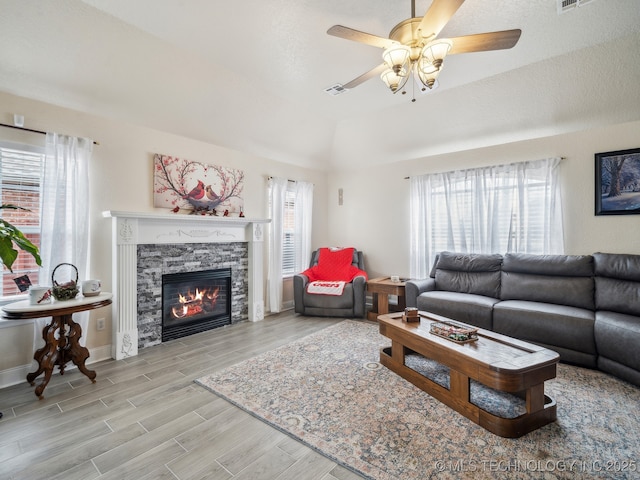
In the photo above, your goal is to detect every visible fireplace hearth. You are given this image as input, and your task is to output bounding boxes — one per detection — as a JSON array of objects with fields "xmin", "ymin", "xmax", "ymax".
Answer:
[{"xmin": 162, "ymin": 268, "xmax": 231, "ymax": 341}]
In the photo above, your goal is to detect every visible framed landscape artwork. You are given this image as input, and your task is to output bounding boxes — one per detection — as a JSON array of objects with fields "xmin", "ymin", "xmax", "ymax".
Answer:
[
  {"xmin": 595, "ymin": 148, "xmax": 640, "ymax": 215},
  {"xmin": 153, "ymin": 153, "xmax": 244, "ymax": 215}
]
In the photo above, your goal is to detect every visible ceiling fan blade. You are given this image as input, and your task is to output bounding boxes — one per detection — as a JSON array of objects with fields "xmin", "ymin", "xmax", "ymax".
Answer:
[
  {"xmin": 418, "ymin": 0, "xmax": 465, "ymax": 40},
  {"xmin": 448, "ymin": 29, "xmax": 522, "ymax": 55},
  {"xmin": 327, "ymin": 25, "xmax": 397, "ymax": 49},
  {"xmin": 343, "ymin": 63, "xmax": 387, "ymax": 89}
]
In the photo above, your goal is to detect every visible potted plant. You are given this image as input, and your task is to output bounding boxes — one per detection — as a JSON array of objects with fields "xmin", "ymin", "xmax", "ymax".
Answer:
[
  {"xmin": 0, "ymin": 204, "xmax": 41, "ymax": 418},
  {"xmin": 0, "ymin": 204, "xmax": 42, "ymax": 271}
]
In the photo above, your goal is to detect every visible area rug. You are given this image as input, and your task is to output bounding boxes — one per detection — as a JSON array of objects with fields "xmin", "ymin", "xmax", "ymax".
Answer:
[{"xmin": 195, "ymin": 321, "xmax": 640, "ymax": 479}]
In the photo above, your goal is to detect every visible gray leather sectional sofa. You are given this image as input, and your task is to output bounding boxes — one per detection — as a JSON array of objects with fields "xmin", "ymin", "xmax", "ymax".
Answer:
[{"xmin": 405, "ymin": 251, "xmax": 640, "ymax": 387}]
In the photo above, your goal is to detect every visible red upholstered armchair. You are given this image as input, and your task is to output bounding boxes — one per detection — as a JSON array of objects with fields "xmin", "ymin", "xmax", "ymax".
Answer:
[{"xmin": 293, "ymin": 247, "xmax": 367, "ymax": 318}]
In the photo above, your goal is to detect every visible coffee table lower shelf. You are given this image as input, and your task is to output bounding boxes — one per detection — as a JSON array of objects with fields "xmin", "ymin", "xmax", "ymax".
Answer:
[{"xmin": 379, "ymin": 346, "xmax": 557, "ymax": 438}]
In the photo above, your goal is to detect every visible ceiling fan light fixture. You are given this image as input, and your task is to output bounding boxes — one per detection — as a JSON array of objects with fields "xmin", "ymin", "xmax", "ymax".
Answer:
[
  {"xmin": 327, "ymin": 0, "xmax": 522, "ymax": 102},
  {"xmin": 418, "ymin": 56, "xmax": 438, "ymax": 75},
  {"xmin": 382, "ymin": 44, "xmax": 411, "ymax": 74},
  {"xmin": 381, "ymin": 67, "xmax": 409, "ymax": 93},
  {"xmin": 417, "ymin": 66, "xmax": 440, "ymax": 89},
  {"xmin": 421, "ymin": 39, "xmax": 452, "ymax": 70}
]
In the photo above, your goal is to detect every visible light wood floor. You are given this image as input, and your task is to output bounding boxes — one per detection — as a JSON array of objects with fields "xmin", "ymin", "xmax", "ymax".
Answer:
[{"xmin": 0, "ymin": 313, "xmax": 366, "ymax": 480}]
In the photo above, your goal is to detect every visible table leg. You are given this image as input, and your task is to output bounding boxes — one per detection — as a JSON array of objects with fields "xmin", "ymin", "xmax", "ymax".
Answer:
[
  {"xmin": 27, "ymin": 317, "xmax": 61, "ymax": 399},
  {"xmin": 526, "ymin": 383, "xmax": 545, "ymax": 413},
  {"xmin": 64, "ymin": 314, "xmax": 96, "ymax": 382},
  {"xmin": 391, "ymin": 339, "xmax": 406, "ymax": 365},
  {"xmin": 450, "ymin": 370, "xmax": 470, "ymax": 402},
  {"xmin": 377, "ymin": 293, "xmax": 389, "ymax": 315}
]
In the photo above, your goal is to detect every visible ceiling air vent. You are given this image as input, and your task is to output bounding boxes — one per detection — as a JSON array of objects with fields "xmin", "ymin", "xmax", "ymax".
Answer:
[
  {"xmin": 324, "ymin": 84, "xmax": 349, "ymax": 96},
  {"xmin": 558, "ymin": 0, "xmax": 598, "ymax": 14}
]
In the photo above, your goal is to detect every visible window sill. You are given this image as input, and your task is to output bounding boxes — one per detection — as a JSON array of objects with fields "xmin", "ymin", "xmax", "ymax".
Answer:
[{"xmin": 0, "ymin": 294, "xmax": 28, "ymax": 307}]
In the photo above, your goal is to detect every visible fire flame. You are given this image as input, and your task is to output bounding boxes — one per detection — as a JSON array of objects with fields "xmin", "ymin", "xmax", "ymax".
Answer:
[{"xmin": 171, "ymin": 286, "xmax": 220, "ymax": 319}]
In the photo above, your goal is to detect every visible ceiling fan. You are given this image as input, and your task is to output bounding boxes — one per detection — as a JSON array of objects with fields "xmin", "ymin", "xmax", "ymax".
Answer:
[{"xmin": 327, "ymin": 0, "xmax": 521, "ymax": 99}]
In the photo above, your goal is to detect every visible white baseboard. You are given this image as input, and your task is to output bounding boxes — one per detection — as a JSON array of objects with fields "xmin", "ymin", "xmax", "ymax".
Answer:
[
  {"xmin": 0, "ymin": 343, "xmax": 113, "ymax": 390},
  {"xmin": 0, "ymin": 364, "xmax": 32, "ymax": 390},
  {"xmin": 87, "ymin": 344, "xmax": 113, "ymax": 365},
  {"xmin": 282, "ymin": 300, "xmax": 295, "ymax": 310}
]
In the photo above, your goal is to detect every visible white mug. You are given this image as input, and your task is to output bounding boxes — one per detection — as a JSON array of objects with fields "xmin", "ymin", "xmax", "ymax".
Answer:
[
  {"xmin": 390, "ymin": 275, "xmax": 400, "ymax": 283},
  {"xmin": 82, "ymin": 279, "xmax": 101, "ymax": 296},
  {"xmin": 29, "ymin": 286, "xmax": 52, "ymax": 305}
]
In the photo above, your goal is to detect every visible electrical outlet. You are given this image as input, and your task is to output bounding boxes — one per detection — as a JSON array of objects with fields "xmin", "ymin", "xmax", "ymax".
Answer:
[{"xmin": 97, "ymin": 318, "xmax": 106, "ymax": 331}]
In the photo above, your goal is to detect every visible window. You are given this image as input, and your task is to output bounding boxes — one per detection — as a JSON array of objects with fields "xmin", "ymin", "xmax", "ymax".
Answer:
[
  {"xmin": 410, "ymin": 158, "xmax": 564, "ymax": 278},
  {"xmin": 282, "ymin": 189, "xmax": 296, "ymax": 276},
  {"xmin": 0, "ymin": 142, "xmax": 44, "ymax": 298},
  {"xmin": 267, "ymin": 176, "xmax": 313, "ymax": 312}
]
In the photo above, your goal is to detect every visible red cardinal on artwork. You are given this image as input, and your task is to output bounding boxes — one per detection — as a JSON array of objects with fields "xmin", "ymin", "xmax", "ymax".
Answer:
[{"xmin": 184, "ymin": 180, "xmax": 205, "ymax": 200}]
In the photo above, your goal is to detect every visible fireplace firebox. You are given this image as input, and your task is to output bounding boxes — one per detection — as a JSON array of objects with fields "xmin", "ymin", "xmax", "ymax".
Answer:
[{"xmin": 161, "ymin": 268, "xmax": 231, "ymax": 342}]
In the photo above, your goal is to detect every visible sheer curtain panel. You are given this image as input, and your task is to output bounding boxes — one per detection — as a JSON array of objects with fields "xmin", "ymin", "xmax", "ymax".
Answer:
[
  {"xmin": 267, "ymin": 177, "xmax": 313, "ymax": 313},
  {"xmin": 410, "ymin": 157, "xmax": 564, "ymax": 279},
  {"xmin": 35, "ymin": 133, "xmax": 92, "ymax": 349},
  {"xmin": 267, "ymin": 177, "xmax": 288, "ymax": 313},
  {"xmin": 293, "ymin": 180, "xmax": 314, "ymax": 274}
]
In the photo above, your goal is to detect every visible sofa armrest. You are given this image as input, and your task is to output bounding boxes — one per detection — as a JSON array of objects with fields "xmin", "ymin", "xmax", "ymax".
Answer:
[
  {"xmin": 293, "ymin": 274, "xmax": 309, "ymax": 314},
  {"xmin": 352, "ymin": 275, "xmax": 367, "ymax": 318},
  {"xmin": 405, "ymin": 278, "xmax": 436, "ymax": 308}
]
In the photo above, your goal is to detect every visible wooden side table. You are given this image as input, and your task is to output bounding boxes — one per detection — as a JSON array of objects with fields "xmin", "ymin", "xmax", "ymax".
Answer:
[
  {"xmin": 366, "ymin": 277, "xmax": 407, "ymax": 321},
  {"xmin": 2, "ymin": 292, "xmax": 112, "ymax": 399}
]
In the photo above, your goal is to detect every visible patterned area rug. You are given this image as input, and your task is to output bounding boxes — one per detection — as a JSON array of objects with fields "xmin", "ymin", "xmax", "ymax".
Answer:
[{"xmin": 195, "ymin": 321, "xmax": 640, "ymax": 479}]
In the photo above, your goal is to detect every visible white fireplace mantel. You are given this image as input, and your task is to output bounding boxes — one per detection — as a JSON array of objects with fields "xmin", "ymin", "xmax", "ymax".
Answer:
[{"xmin": 103, "ymin": 210, "xmax": 270, "ymax": 360}]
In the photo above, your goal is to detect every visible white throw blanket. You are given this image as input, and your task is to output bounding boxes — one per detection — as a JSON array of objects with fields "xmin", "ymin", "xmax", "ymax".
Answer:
[{"xmin": 306, "ymin": 280, "xmax": 346, "ymax": 296}]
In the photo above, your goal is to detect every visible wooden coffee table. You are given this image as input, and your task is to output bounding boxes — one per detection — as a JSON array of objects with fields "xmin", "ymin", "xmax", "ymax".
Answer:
[{"xmin": 378, "ymin": 311, "xmax": 559, "ymax": 438}]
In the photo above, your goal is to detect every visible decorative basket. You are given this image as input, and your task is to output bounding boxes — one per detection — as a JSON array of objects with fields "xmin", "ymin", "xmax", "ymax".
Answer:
[
  {"xmin": 51, "ymin": 263, "xmax": 79, "ymax": 301},
  {"xmin": 430, "ymin": 321, "xmax": 478, "ymax": 344}
]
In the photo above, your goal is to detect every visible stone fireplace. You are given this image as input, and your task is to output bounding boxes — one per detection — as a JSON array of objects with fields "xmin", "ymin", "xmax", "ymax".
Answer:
[{"xmin": 104, "ymin": 211, "xmax": 269, "ymax": 360}]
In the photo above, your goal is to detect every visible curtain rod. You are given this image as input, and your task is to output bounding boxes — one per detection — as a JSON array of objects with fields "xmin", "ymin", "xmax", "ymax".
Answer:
[
  {"xmin": 267, "ymin": 176, "xmax": 296, "ymax": 183},
  {"xmin": 0, "ymin": 122, "xmax": 99, "ymax": 145},
  {"xmin": 403, "ymin": 156, "xmax": 567, "ymax": 179}
]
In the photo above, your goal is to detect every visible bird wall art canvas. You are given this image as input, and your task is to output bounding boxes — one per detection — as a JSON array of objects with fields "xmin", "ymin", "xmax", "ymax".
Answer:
[{"xmin": 153, "ymin": 153, "xmax": 244, "ymax": 215}]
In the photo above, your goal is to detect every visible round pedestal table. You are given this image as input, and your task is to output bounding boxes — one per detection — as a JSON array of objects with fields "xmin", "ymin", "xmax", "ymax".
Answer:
[{"xmin": 2, "ymin": 292, "xmax": 112, "ymax": 399}]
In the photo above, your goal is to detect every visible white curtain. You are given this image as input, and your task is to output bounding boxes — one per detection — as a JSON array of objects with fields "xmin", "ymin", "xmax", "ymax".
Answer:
[
  {"xmin": 34, "ymin": 133, "xmax": 92, "ymax": 352},
  {"xmin": 266, "ymin": 177, "xmax": 313, "ymax": 313},
  {"xmin": 267, "ymin": 177, "xmax": 288, "ymax": 313},
  {"xmin": 293, "ymin": 180, "xmax": 314, "ymax": 273},
  {"xmin": 410, "ymin": 157, "xmax": 564, "ymax": 279}
]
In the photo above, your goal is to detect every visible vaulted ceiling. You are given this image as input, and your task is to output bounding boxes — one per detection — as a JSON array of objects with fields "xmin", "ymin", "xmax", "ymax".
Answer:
[{"xmin": 1, "ymin": 0, "xmax": 639, "ymax": 170}]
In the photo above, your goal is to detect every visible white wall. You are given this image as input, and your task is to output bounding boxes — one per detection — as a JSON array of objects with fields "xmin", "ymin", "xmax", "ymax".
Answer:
[
  {"xmin": 327, "ymin": 120, "xmax": 640, "ymax": 278},
  {"xmin": 0, "ymin": 91, "xmax": 329, "ymax": 382}
]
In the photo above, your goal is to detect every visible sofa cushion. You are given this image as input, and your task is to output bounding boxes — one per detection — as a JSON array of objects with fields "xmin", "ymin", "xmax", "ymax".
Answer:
[
  {"xmin": 416, "ymin": 291, "xmax": 499, "ymax": 330},
  {"xmin": 595, "ymin": 311, "xmax": 640, "ymax": 372},
  {"xmin": 493, "ymin": 300, "xmax": 596, "ymax": 355},
  {"xmin": 594, "ymin": 252, "xmax": 640, "ymax": 317},
  {"xmin": 594, "ymin": 252, "xmax": 640, "ymax": 282},
  {"xmin": 500, "ymin": 253, "xmax": 594, "ymax": 310},
  {"xmin": 434, "ymin": 251, "xmax": 502, "ymax": 298}
]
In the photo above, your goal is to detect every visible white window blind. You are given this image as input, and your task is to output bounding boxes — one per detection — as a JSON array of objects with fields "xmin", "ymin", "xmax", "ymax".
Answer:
[
  {"xmin": 282, "ymin": 189, "xmax": 296, "ymax": 276},
  {"xmin": 0, "ymin": 143, "xmax": 44, "ymax": 298}
]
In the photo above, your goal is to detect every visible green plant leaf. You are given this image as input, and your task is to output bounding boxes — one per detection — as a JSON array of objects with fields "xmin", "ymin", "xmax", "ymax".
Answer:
[
  {"xmin": 0, "ymin": 236, "xmax": 19, "ymax": 272},
  {"xmin": 0, "ymin": 205, "xmax": 43, "ymax": 272}
]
